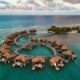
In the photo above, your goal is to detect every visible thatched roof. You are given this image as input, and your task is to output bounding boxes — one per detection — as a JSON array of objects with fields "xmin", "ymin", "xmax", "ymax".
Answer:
[
  {"xmin": 63, "ymin": 50, "xmax": 73, "ymax": 56},
  {"xmin": 5, "ymin": 35, "xmax": 14, "ymax": 39},
  {"xmin": 32, "ymin": 57, "xmax": 45, "ymax": 63},
  {"xmin": 24, "ymin": 42, "xmax": 30, "ymax": 47},
  {"xmin": 61, "ymin": 44, "xmax": 69, "ymax": 51},
  {"xmin": 50, "ymin": 55, "xmax": 64, "ymax": 64},
  {"xmin": 4, "ymin": 38, "xmax": 13, "ymax": 43},
  {"xmin": 31, "ymin": 37, "xmax": 38, "ymax": 42},
  {"xmin": 2, "ymin": 44, "xmax": 10, "ymax": 49},
  {"xmin": 0, "ymin": 48, "xmax": 10, "ymax": 53},
  {"xmin": 19, "ymin": 30, "xmax": 27, "ymax": 34},
  {"xmin": 40, "ymin": 38, "xmax": 47, "ymax": 42},
  {"xmin": 29, "ymin": 29, "xmax": 36, "ymax": 32},
  {"xmin": 9, "ymin": 54, "xmax": 18, "ymax": 59},
  {"xmin": 2, "ymin": 52, "xmax": 11, "ymax": 59},
  {"xmin": 48, "ymin": 38, "xmax": 56, "ymax": 43},
  {"xmin": 56, "ymin": 41, "xmax": 63, "ymax": 47},
  {"xmin": 10, "ymin": 32, "xmax": 19, "ymax": 37},
  {"xmin": 14, "ymin": 55, "xmax": 29, "ymax": 63}
]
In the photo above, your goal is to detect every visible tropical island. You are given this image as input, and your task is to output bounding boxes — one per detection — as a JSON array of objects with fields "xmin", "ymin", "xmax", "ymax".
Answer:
[{"xmin": 48, "ymin": 25, "xmax": 80, "ymax": 34}]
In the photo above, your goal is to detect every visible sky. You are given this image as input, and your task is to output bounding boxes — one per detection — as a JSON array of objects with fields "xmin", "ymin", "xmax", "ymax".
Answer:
[{"xmin": 0, "ymin": 0, "xmax": 80, "ymax": 15}]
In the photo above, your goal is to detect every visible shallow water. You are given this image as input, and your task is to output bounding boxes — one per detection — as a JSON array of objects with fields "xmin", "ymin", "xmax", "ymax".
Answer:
[
  {"xmin": 19, "ymin": 45, "xmax": 53, "ymax": 56},
  {"xmin": 0, "ymin": 15, "xmax": 80, "ymax": 80},
  {"xmin": 16, "ymin": 35, "xmax": 53, "ymax": 56},
  {"xmin": 0, "ymin": 34, "xmax": 80, "ymax": 80}
]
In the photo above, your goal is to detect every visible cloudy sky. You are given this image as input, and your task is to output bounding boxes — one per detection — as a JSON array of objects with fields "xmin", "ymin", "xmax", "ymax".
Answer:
[{"xmin": 0, "ymin": 0, "xmax": 80, "ymax": 15}]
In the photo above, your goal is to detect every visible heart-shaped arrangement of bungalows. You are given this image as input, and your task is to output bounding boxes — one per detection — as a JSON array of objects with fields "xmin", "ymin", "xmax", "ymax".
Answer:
[{"xmin": 0, "ymin": 30, "xmax": 76, "ymax": 70}]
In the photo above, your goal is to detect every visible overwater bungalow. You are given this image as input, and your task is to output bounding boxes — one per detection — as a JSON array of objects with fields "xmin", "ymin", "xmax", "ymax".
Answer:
[
  {"xmin": 5, "ymin": 33, "xmax": 19, "ymax": 43},
  {"xmin": 31, "ymin": 37, "xmax": 38, "ymax": 46},
  {"xmin": 24, "ymin": 33, "xmax": 29, "ymax": 37},
  {"xmin": 50, "ymin": 55, "xmax": 66, "ymax": 70},
  {"xmin": 40, "ymin": 38, "xmax": 47, "ymax": 46},
  {"xmin": 4, "ymin": 38, "xmax": 13, "ymax": 43},
  {"xmin": 23, "ymin": 42, "xmax": 32, "ymax": 49},
  {"xmin": 0, "ymin": 52, "xmax": 12, "ymax": 63},
  {"xmin": 31, "ymin": 37, "xmax": 38, "ymax": 42},
  {"xmin": 56, "ymin": 41, "xmax": 63, "ymax": 47},
  {"xmin": 48, "ymin": 38, "xmax": 56, "ymax": 46},
  {"xmin": 0, "ymin": 47, "xmax": 10, "ymax": 54},
  {"xmin": 0, "ymin": 52, "xmax": 18, "ymax": 63},
  {"xmin": 61, "ymin": 44, "xmax": 69, "ymax": 51},
  {"xmin": 29, "ymin": 29, "xmax": 36, "ymax": 35},
  {"xmin": 32, "ymin": 57, "xmax": 45, "ymax": 70},
  {"xmin": 12, "ymin": 55, "xmax": 29, "ymax": 67},
  {"xmin": 2, "ymin": 43, "xmax": 10, "ymax": 49},
  {"xmin": 63, "ymin": 50, "xmax": 76, "ymax": 59},
  {"xmin": 10, "ymin": 32, "xmax": 19, "ymax": 37},
  {"xmin": 5, "ymin": 35, "xmax": 14, "ymax": 40},
  {"xmin": 19, "ymin": 30, "xmax": 27, "ymax": 35}
]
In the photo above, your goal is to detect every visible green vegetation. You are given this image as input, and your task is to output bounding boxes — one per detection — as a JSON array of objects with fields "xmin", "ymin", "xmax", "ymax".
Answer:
[{"xmin": 48, "ymin": 25, "xmax": 80, "ymax": 34}]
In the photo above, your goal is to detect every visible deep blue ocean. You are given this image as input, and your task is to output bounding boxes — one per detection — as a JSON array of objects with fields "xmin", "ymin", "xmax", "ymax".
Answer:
[
  {"xmin": 0, "ymin": 15, "xmax": 80, "ymax": 28},
  {"xmin": 0, "ymin": 15, "xmax": 80, "ymax": 80}
]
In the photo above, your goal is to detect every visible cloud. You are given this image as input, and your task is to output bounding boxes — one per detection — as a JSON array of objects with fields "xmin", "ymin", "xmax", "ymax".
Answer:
[
  {"xmin": 0, "ymin": 0, "xmax": 15, "ymax": 9},
  {"xmin": 0, "ymin": 0, "xmax": 80, "ymax": 13},
  {"xmin": 64, "ymin": 0, "xmax": 80, "ymax": 3}
]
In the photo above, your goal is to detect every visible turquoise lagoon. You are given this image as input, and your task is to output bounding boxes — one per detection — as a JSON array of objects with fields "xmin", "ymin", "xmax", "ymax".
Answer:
[{"xmin": 0, "ymin": 15, "xmax": 80, "ymax": 80}]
